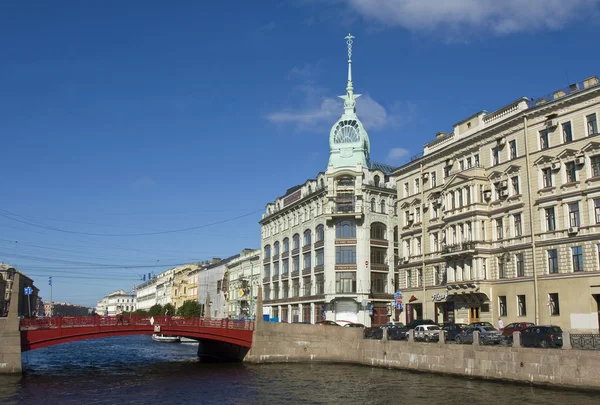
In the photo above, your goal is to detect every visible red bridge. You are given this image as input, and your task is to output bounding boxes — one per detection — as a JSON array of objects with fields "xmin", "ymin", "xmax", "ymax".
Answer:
[{"xmin": 19, "ymin": 315, "xmax": 254, "ymax": 361}]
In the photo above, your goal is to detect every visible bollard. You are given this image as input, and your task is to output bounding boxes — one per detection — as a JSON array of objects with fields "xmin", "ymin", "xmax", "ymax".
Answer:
[
  {"xmin": 512, "ymin": 331, "xmax": 521, "ymax": 348},
  {"xmin": 438, "ymin": 330, "xmax": 446, "ymax": 345},
  {"xmin": 472, "ymin": 330, "xmax": 480, "ymax": 346},
  {"xmin": 408, "ymin": 329, "xmax": 415, "ymax": 343},
  {"xmin": 382, "ymin": 327, "xmax": 388, "ymax": 341},
  {"xmin": 561, "ymin": 331, "xmax": 572, "ymax": 350}
]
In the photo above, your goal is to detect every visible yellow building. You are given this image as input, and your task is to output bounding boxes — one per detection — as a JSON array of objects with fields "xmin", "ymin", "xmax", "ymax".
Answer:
[
  {"xmin": 171, "ymin": 264, "xmax": 202, "ymax": 310},
  {"xmin": 393, "ymin": 76, "xmax": 600, "ymax": 332}
]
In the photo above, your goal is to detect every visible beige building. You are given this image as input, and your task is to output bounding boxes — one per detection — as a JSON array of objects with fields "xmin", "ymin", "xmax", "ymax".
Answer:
[
  {"xmin": 393, "ymin": 75, "xmax": 600, "ymax": 332},
  {"xmin": 0, "ymin": 263, "xmax": 39, "ymax": 318},
  {"xmin": 171, "ymin": 264, "xmax": 202, "ymax": 310}
]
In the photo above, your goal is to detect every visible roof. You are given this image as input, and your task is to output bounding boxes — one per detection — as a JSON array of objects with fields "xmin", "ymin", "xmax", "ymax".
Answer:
[{"xmin": 369, "ymin": 161, "xmax": 396, "ymax": 175}]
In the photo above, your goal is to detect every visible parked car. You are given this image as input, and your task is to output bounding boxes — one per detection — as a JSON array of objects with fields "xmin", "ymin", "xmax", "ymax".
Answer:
[
  {"xmin": 319, "ymin": 320, "xmax": 340, "ymax": 326},
  {"xmin": 381, "ymin": 323, "xmax": 405, "ymax": 340},
  {"xmin": 520, "ymin": 325, "xmax": 563, "ymax": 348},
  {"xmin": 335, "ymin": 320, "xmax": 354, "ymax": 327},
  {"xmin": 468, "ymin": 321, "xmax": 494, "ymax": 328},
  {"xmin": 344, "ymin": 322, "xmax": 365, "ymax": 328},
  {"xmin": 456, "ymin": 325, "xmax": 503, "ymax": 345},
  {"xmin": 363, "ymin": 326, "xmax": 383, "ymax": 339},
  {"xmin": 391, "ymin": 319, "xmax": 436, "ymax": 340},
  {"xmin": 501, "ymin": 322, "xmax": 536, "ymax": 343},
  {"xmin": 414, "ymin": 324, "xmax": 443, "ymax": 342},
  {"xmin": 442, "ymin": 323, "xmax": 469, "ymax": 342}
]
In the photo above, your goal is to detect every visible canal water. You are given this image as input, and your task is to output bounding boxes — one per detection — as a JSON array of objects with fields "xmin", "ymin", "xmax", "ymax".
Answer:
[{"xmin": 0, "ymin": 335, "xmax": 597, "ymax": 405}]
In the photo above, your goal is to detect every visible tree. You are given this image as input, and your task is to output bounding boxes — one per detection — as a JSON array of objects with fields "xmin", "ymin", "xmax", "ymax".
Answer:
[
  {"xmin": 133, "ymin": 309, "xmax": 148, "ymax": 316},
  {"xmin": 148, "ymin": 304, "xmax": 163, "ymax": 316},
  {"xmin": 177, "ymin": 300, "xmax": 201, "ymax": 317},
  {"xmin": 163, "ymin": 303, "xmax": 175, "ymax": 316}
]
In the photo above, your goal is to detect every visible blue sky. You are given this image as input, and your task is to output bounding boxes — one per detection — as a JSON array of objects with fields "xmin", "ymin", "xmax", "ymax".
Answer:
[{"xmin": 1, "ymin": 0, "xmax": 600, "ymax": 308}]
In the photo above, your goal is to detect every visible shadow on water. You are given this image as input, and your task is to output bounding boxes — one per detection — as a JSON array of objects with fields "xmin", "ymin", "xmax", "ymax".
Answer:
[{"xmin": 0, "ymin": 335, "xmax": 598, "ymax": 405}]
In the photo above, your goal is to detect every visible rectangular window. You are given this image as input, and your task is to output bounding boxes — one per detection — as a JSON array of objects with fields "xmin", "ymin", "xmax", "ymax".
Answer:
[
  {"xmin": 335, "ymin": 246, "xmax": 356, "ymax": 264},
  {"xmin": 283, "ymin": 259, "xmax": 289, "ymax": 274},
  {"xmin": 292, "ymin": 280, "xmax": 300, "ymax": 297},
  {"xmin": 415, "ymin": 207, "xmax": 421, "ymax": 223},
  {"xmin": 592, "ymin": 156, "xmax": 600, "ymax": 177},
  {"xmin": 595, "ymin": 199, "xmax": 600, "ymax": 224},
  {"xmin": 549, "ymin": 293, "xmax": 560, "ymax": 315},
  {"xmin": 303, "ymin": 252, "xmax": 311, "ymax": 270},
  {"xmin": 431, "ymin": 171, "xmax": 437, "ymax": 187},
  {"xmin": 416, "ymin": 237, "xmax": 422, "ymax": 255},
  {"xmin": 511, "ymin": 176, "xmax": 520, "ymax": 195},
  {"xmin": 496, "ymin": 218, "xmax": 504, "ymax": 240},
  {"xmin": 474, "ymin": 154, "xmax": 480, "ymax": 167},
  {"xmin": 566, "ymin": 162, "xmax": 577, "ymax": 183},
  {"xmin": 316, "ymin": 250, "xmax": 324, "ymax": 266},
  {"xmin": 459, "ymin": 160, "xmax": 465, "ymax": 171},
  {"xmin": 281, "ymin": 281, "xmax": 288, "ymax": 298},
  {"xmin": 514, "ymin": 213, "xmax": 522, "ymax": 237},
  {"xmin": 264, "ymin": 264, "xmax": 271, "ymax": 278},
  {"xmin": 509, "ymin": 140, "xmax": 517, "ymax": 159},
  {"xmin": 572, "ymin": 246, "xmax": 583, "ymax": 272},
  {"xmin": 548, "ymin": 249, "xmax": 559, "ymax": 274},
  {"xmin": 562, "ymin": 122, "xmax": 573, "ymax": 143},
  {"xmin": 444, "ymin": 166, "xmax": 451, "ymax": 178},
  {"xmin": 293, "ymin": 256, "xmax": 300, "ymax": 272},
  {"xmin": 587, "ymin": 114, "xmax": 598, "ymax": 136},
  {"xmin": 406, "ymin": 270, "xmax": 412, "ymax": 288},
  {"xmin": 432, "ymin": 233, "xmax": 439, "ymax": 252},
  {"xmin": 492, "ymin": 147, "xmax": 500, "ymax": 166},
  {"xmin": 516, "ymin": 253, "xmax": 524, "ymax": 277},
  {"xmin": 370, "ymin": 273, "xmax": 387, "ymax": 294},
  {"xmin": 498, "ymin": 259, "xmax": 506, "ymax": 279},
  {"xmin": 542, "ymin": 168, "xmax": 553, "ymax": 188},
  {"xmin": 335, "ymin": 271, "xmax": 356, "ymax": 293},
  {"xmin": 539, "ymin": 129, "xmax": 549, "ymax": 150},
  {"xmin": 415, "ymin": 178, "xmax": 420, "ymax": 193},
  {"xmin": 274, "ymin": 261, "xmax": 280, "ymax": 276},
  {"xmin": 517, "ymin": 295, "xmax": 527, "ymax": 316},
  {"xmin": 499, "ymin": 296, "xmax": 507, "ymax": 317},
  {"xmin": 417, "ymin": 269, "xmax": 423, "ymax": 287},
  {"xmin": 315, "ymin": 274, "xmax": 324, "ymax": 295},
  {"xmin": 466, "ymin": 157, "xmax": 472, "ymax": 168},
  {"xmin": 404, "ymin": 182, "xmax": 409, "ymax": 197},
  {"xmin": 370, "ymin": 247, "xmax": 387, "ymax": 265},
  {"xmin": 545, "ymin": 207, "xmax": 556, "ymax": 231},
  {"xmin": 569, "ymin": 202, "xmax": 580, "ymax": 227},
  {"xmin": 433, "ymin": 265, "xmax": 440, "ymax": 285}
]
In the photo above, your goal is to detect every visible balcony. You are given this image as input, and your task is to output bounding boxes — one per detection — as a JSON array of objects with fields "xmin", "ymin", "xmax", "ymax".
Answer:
[
  {"xmin": 302, "ymin": 245, "xmax": 311, "ymax": 253},
  {"xmin": 441, "ymin": 241, "xmax": 477, "ymax": 257},
  {"xmin": 302, "ymin": 268, "xmax": 311, "ymax": 275},
  {"xmin": 262, "ymin": 276, "xmax": 270, "ymax": 283},
  {"xmin": 314, "ymin": 265, "xmax": 324, "ymax": 273},
  {"xmin": 271, "ymin": 275, "xmax": 279, "ymax": 281},
  {"xmin": 325, "ymin": 202, "xmax": 363, "ymax": 220},
  {"xmin": 263, "ymin": 257, "xmax": 271, "ymax": 264},
  {"xmin": 280, "ymin": 272, "xmax": 289, "ymax": 280},
  {"xmin": 314, "ymin": 240, "xmax": 324, "ymax": 249},
  {"xmin": 282, "ymin": 251, "xmax": 289, "ymax": 258},
  {"xmin": 292, "ymin": 248, "xmax": 300, "ymax": 256},
  {"xmin": 272, "ymin": 254, "xmax": 279, "ymax": 261},
  {"xmin": 291, "ymin": 270, "xmax": 300, "ymax": 278}
]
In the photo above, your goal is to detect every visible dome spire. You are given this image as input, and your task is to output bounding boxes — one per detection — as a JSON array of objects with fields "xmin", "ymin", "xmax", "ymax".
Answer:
[{"xmin": 340, "ymin": 34, "xmax": 361, "ymax": 117}]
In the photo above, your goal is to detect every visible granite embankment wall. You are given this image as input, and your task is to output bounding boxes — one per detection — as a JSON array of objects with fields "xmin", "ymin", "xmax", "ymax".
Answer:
[
  {"xmin": 245, "ymin": 322, "xmax": 600, "ymax": 391},
  {"xmin": 0, "ymin": 276, "xmax": 22, "ymax": 374}
]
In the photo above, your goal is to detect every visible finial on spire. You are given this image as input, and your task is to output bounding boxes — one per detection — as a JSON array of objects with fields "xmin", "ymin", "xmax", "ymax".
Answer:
[{"xmin": 344, "ymin": 33, "xmax": 355, "ymax": 61}]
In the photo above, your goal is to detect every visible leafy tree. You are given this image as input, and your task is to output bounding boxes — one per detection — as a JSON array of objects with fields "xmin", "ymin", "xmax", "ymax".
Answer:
[
  {"xmin": 176, "ymin": 300, "xmax": 201, "ymax": 317},
  {"xmin": 133, "ymin": 309, "xmax": 148, "ymax": 316},
  {"xmin": 148, "ymin": 304, "xmax": 163, "ymax": 316},
  {"xmin": 163, "ymin": 303, "xmax": 176, "ymax": 316}
]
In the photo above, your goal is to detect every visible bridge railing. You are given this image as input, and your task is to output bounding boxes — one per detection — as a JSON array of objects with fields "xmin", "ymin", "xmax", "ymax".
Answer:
[{"xmin": 20, "ymin": 315, "xmax": 255, "ymax": 331}]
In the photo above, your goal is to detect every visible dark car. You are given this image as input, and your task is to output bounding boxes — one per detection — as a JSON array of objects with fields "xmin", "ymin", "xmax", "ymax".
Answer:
[
  {"xmin": 381, "ymin": 323, "xmax": 405, "ymax": 340},
  {"xmin": 456, "ymin": 325, "xmax": 503, "ymax": 345},
  {"xmin": 442, "ymin": 323, "xmax": 469, "ymax": 341},
  {"xmin": 520, "ymin": 325, "xmax": 563, "ymax": 348},
  {"xmin": 344, "ymin": 322, "xmax": 365, "ymax": 328}
]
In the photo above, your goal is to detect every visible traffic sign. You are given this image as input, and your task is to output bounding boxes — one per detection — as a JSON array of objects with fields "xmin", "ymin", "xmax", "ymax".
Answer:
[
  {"xmin": 365, "ymin": 260, "xmax": 369, "ymax": 267},
  {"xmin": 24, "ymin": 287, "xmax": 33, "ymax": 296}
]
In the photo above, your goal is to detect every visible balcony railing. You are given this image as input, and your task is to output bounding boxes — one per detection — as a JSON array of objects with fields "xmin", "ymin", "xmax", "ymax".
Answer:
[
  {"xmin": 272, "ymin": 254, "xmax": 279, "ymax": 261},
  {"xmin": 302, "ymin": 245, "xmax": 311, "ymax": 253},
  {"xmin": 292, "ymin": 248, "xmax": 300, "ymax": 256},
  {"xmin": 442, "ymin": 241, "xmax": 476, "ymax": 255},
  {"xmin": 314, "ymin": 265, "xmax": 324, "ymax": 273},
  {"xmin": 291, "ymin": 270, "xmax": 300, "ymax": 278},
  {"xmin": 280, "ymin": 272, "xmax": 289, "ymax": 280},
  {"xmin": 302, "ymin": 268, "xmax": 311, "ymax": 275},
  {"xmin": 282, "ymin": 251, "xmax": 289, "ymax": 258},
  {"xmin": 314, "ymin": 240, "xmax": 324, "ymax": 249}
]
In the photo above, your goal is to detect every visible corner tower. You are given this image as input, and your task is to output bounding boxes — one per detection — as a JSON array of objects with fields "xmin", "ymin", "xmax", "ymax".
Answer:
[{"xmin": 328, "ymin": 34, "xmax": 371, "ymax": 169}]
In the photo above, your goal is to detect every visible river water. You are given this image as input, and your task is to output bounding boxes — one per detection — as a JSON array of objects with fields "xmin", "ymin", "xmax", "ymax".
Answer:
[{"xmin": 0, "ymin": 335, "xmax": 597, "ymax": 405}]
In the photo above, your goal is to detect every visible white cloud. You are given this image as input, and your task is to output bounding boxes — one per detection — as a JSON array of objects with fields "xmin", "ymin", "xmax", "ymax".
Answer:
[
  {"xmin": 267, "ymin": 91, "xmax": 413, "ymax": 133},
  {"xmin": 386, "ymin": 147, "xmax": 410, "ymax": 164},
  {"xmin": 345, "ymin": 0, "xmax": 600, "ymax": 35}
]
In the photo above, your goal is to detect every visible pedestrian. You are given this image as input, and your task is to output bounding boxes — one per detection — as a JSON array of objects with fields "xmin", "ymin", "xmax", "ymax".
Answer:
[
  {"xmin": 116, "ymin": 308, "xmax": 124, "ymax": 325},
  {"xmin": 498, "ymin": 317, "xmax": 504, "ymax": 331}
]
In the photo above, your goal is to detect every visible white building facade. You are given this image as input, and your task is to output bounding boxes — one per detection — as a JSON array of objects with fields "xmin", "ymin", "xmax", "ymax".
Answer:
[
  {"xmin": 225, "ymin": 248, "xmax": 261, "ymax": 319},
  {"xmin": 198, "ymin": 257, "xmax": 236, "ymax": 319},
  {"xmin": 95, "ymin": 290, "xmax": 136, "ymax": 316},
  {"xmin": 260, "ymin": 36, "xmax": 398, "ymax": 326}
]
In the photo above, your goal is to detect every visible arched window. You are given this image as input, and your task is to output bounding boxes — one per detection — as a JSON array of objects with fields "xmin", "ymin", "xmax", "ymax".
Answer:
[
  {"xmin": 293, "ymin": 234, "xmax": 300, "ymax": 250},
  {"xmin": 274, "ymin": 241, "xmax": 280, "ymax": 256},
  {"xmin": 336, "ymin": 220, "xmax": 356, "ymax": 238},
  {"xmin": 304, "ymin": 229, "xmax": 311, "ymax": 246},
  {"xmin": 320, "ymin": 178, "xmax": 325, "ymax": 188},
  {"xmin": 264, "ymin": 245, "xmax": 271, "ymax": 258},
  {"xmin": 394, "ymin": 226, "xmax": 399, "ymax": 243},
  {"xmin": 370, "ymin": 198, "xmax": 376, "ymax": 212},
  {"xmin": 380, "ymin": 200, "xmax": 386, "ymax": 214},
  {"xmin": 374, "ymin": 175, "xmax": 380, "ymax": 187},
  {"xmin": 316, "ymin": 224, "xmax": 324, "ymax": 242},
  {"xmin": 371, "ymin": 222, "xmax": 387, "ymax": 240},
  {"xmin": 283, "ymin": 238, "xmax": 289, "ymax": 252},
  {"xmin": 307, "ymin": 184, "xmax": 312, "ymax": 194}
]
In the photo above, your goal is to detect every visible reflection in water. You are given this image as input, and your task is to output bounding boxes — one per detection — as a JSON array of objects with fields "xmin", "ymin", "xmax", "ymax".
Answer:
[{"xmin": 0, "ymin": 335, "xmax": 596, "ymax": 405}]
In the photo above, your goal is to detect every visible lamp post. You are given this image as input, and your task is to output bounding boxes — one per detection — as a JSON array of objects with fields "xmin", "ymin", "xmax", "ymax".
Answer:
[
  {"xmin": 49, "ymin": 276, "xmax": 53, "ymax": 317},
  {"xmin": 249, "ymin": 260, "xmax": 254, "ymax": 320}
]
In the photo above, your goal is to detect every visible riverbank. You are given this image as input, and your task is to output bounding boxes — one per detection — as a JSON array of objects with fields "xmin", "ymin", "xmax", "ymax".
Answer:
[{"xmin": 245, "ymin": 322, "xmax": 600, "ymax": 391}]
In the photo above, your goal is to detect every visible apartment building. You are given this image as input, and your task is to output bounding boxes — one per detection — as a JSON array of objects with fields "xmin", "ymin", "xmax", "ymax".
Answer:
[
  {"xmin": 225, "ymin": 248, "xmax": 260, "ymax": 320},
  {"xmin": 393, "ymin": 76, "xmax": 600, "ymax": 332}
]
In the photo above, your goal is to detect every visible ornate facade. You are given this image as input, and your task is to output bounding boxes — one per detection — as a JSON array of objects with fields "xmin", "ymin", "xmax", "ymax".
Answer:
[
  {"xmin": 260, "ymin": 36, "xmax": 398, "ymax": 326},
  {"xmin": 393, "ymin": 75, "xmax": 600, "ymax": 332}
]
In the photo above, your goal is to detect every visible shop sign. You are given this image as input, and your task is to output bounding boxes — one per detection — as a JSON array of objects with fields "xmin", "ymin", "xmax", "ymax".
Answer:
[{"xmin": 431, "ymin": 293, "xmax": 448, "ymax": 302}]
